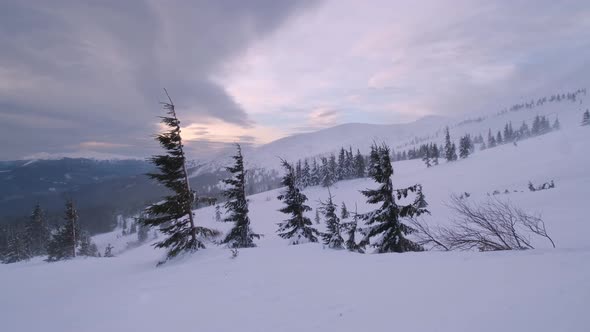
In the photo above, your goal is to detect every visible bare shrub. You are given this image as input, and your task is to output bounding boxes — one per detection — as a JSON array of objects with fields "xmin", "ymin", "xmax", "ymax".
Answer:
[{"xmin": 410, "ymin": 196, "xmax": 555, "ymax": 251}]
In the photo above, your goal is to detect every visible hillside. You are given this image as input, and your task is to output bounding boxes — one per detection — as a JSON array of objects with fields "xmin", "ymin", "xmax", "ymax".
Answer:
[{"xmin": 1, "ymin": 115, "xmax": 589, "ymax": 331}]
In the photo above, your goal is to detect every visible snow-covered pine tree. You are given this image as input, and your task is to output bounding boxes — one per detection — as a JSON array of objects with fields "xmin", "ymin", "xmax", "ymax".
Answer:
[
  {"xmin": 444, "ymin": 127, "xmax": 456, "ymax": 161},
  {"xmin": 337, "ymin": 147, "xmax": 346, "ymax": 180},
  {"xmin": 582, "ymin": 110, "xmax": 590, "ymax": 126},
  {"xmin": 78, "ymin": 232, "xmax": 99, "ymax": 257},
  {"xmin": 422, "ymin": 146, "xmax": 431, "ymax": 167},
  {"xmin": 314, "ymin": 209, "xmax": 321, "ymax": 225},
  {"xmin": 358, "ymin": 143, "xmax": 428, "ymax": 253},
  {"xmin": 46, "ymin": 200, "xmax": 81, "ymax": 261},
  {"xmin": 343, "ymin": 204, "xmax": 364, "ymax": 253},
  {"xmin": 4, "ymin": 228, "xmax": 31, "ymax": 263},
  {"xmin": 340, "ymin": 202, "xmax": 350, "ymax": 219},
  {"xmin": 328, "ymin": 153, "xmax": 338, "ymax": 183},
  {"xmin": 431, "ymin": 144, "xmax": 440, "ymax": 165},
  {"xmin": 277, "ymin": 160, "xmax": 319, "ymax": 244},
  {"xmin": 488, "ymin": 129, "xmax": 497, "ymax": 148},
  {"xmin": 552, "ymin": 117, "xmax": 560, "ymax": 130},
  {"xmin": 302, "ymin": 159, "xmax": 311, "ymax": 188},
  {"xmin": 320, "ymin": 157, "xmax": 332, "ymax": 187},
  {"xmin": 496, "ymin": 131, "xmax": 503, "ymax": 144},
  {"xmin": 320, "ymin": 190, "xmax": 344, "ymax": 249},
  {"xmin": 221, "ymin": 144, "xmax": 260, "ymax": 248},
  {"xmin": 142, "ymin": 90, "xmax": 218, "ymax": 262},
  {"xmin": 354, "ymin": 149, "xmax": 365, "ymax": 178},
  {"xmin": 459, "ymin": 135, "xmax": 471, "ymax": 159},
  {"xmin": 310, "ymin": 158, "xmax": 320, "ymax": 186},
  {"xmin": 25, "ymin": 203, "xmax": 49, "ymax": 256}
]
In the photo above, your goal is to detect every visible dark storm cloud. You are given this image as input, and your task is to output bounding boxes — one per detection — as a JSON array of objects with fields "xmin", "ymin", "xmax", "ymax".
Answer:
[{"xmin": 0, "ymin": 0, "xmax": 317, "ymax": 160}]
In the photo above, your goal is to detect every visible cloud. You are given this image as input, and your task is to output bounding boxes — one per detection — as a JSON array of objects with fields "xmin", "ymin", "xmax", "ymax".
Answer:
[{"xmin": 0, "ymin": 0, "xmax": 317, "ymax": 159}]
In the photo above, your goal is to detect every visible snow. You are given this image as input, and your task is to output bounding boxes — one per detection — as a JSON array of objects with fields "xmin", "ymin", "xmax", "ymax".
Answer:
[{"xmin": 1, "ymin": 110, "xmax": 590, "ymax": 331}]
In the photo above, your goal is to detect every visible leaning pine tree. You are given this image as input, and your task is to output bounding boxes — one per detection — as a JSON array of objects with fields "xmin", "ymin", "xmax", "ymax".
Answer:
[
  {"xmin": 142, "ymin": 90, "xmax": 218, "ymax": 263},
  {"xmin": 320, "ymin": 190, "xmax": 344, "ymax": 249},
  {"xmin": 221, "ymin": 144, "xmax": 260, "ymax": 248},
  {"xmin": 359, "ymin": 144, "xmax": 429, "ymax": 253},
  {"xmin": 277, "ymin": 160, "xmax": 319, "ymax": 244}
]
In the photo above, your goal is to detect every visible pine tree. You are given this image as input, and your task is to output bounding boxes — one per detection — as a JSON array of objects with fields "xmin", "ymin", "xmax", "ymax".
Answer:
[
  {"xmin": 320, "ymin": 157, "xmax": 332, "ymax": 187},
  {"xmin": 302, "ymin": 159, "xmax": 311, "ymax": 188},
  {"xmin": 47, "ymin": 200, "xmax": 81, "ymax": 262},
  {"xmin": 444, "ymin": 127, "xmax": 456, "ymax": 161},
  {"xmin": 340, "ymin": 202, "xmax": 350, "ymax": 219},
  {"xmin": 78, "ymin": 232, "xmax": 99, "ymax": 257},
  {"xmin": 25, "ymin": 204, "xmax": 49, "ymax": 256},
  {"xmin": 358, "ymin": 144, "xmax": 428, "ymax": 253},
  {"xmin": 142, "ymin": 91, "xmax": 218, "ymax": 262},
  {"xmin": 311, "ymin": 158, "xmax": 320, "ymax": 186},
  {"xmin": 459, "ymin": 135, "xmax": 472, "ymax": 159},
  {"xmin": 343, "ymin": 205, "xmax": 364, "ymax": 253},
  {"xmin": 422, "ymin": 146, "xmax": 431, "ymax": 167},
  {"xmin": 496, "ymin": 131, "xmax": 503, "ymax": 144},
  {"xmin": 337, "ymin": 147, "xmax": 346, "ymax": 180},
  {"xmin": 320, "ymin": 190, "xmax": 344, "ymax": 249},
  {"xmin": 4, "ymin": 228, "xmax": 31, "ymax": 263},
  {"xmin": 431, "ymin": 144, "xmax": 440, "ymax": 165},
  {"xmin": 277, "ymin": 160, "xmax": 319, "ymax": 244},
  {"xmin": 582, "ymin": 110, "xmax": 590, "ymax": 126},
  {"xmin": 552, "ymin": 117, "xmax": 560, "ymax": 130},
  {"xmin": 221, "ymin": 144, "xmax": 260, "ymax": 248},
  {"xmin": 488, "ymin": 129, "xmax": 497, "ymax": 148},
  {"xmin": 354, "ymin": 149, "xmax": 365, "ymax": 178},
  {"xmin": 314, "ymin": 209, "xmax": 321, "ymax": 225}
]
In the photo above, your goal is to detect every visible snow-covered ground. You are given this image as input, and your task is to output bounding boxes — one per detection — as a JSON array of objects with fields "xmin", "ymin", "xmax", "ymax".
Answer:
[{"xmin": 1, "ymin": 119, "xmax": 589, "ymax": 331}]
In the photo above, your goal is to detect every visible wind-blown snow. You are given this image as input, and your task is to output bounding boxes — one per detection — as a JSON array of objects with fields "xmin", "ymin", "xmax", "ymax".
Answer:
[{"xmin": 1, "ymin": 107, "xmax": 589, "ymax": 332}]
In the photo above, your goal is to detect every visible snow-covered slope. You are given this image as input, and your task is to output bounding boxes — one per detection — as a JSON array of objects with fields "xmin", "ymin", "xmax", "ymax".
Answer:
[
  {"xmin": 196, "ymin": 91, "xmax": 586, "ymax": 173},
  {"xmin": 1, "ymin": 116, "xmax": 589, "ymax": 332}
]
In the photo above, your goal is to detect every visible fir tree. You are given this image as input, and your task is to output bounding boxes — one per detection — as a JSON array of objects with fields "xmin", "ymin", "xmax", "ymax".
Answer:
[
  {"xmin": 496, "ymin": 131, "xmax": 503, "ymax": 144},
  {"xmin": 302, "ymin": 159, "xmax": 311, "ymax": 188},
  {"xmin": 444, "ymin": 127, "xmax": 456, "ymax": 161},
  {"xmin": 25, "ymin": 204, "xmax": 49, "ymax": 256},
  {"xmin": 78, "ymin": 232, "xmax": 99, "ymax": 257},
  {"xmin": 340, "ymin": 202, "xmax": 350, "ymax": 219},
  {"xmin": 311, "ymin": 158, "xmax": 320, "ymax": 186},
  {"xmin": 422, "ymin": 146, "xmax": 431, "ymax": 167},
  {"xmin": 552, "ymin": 117, "xmax": 560, "ymax": 130},
  {"xmin": 354, "ymin": 149, "xmax": 365, "ymax": 178},
  {"xmin": 582, "ymin": 110, "xmax": 590, "ymax": 126},
  {"xmin": 4, "ymin": 228, "xmax": 31, "ymax": 263},
  {"xmin": 358, "ymin": 144, "xmax": 428, "ymax": 253},
  {"xmin": 320, "ymin": 190, "xmax": 344, "ymax": 249},
  {"xmin": 343, "ymin": 206, "xmax": 364, "ymax": 253},
  {"xmin": 277, "ymin": 160, "xmax": 319, "ymax": 244},
  {"xmin": 142, "ymin": 91, "xmax": 218, "ymax": 262},
  {"xmin": 459, "ymin": 135, "xmax": 472, "ymax": 159},
  {"xmin": 47, "ymin": 200, "xmax": 81, "ymax": 262},
  {"xmin": 221, "ymin": 144, "xmax": 260, "ymax": 248},
  {"xmin": 488, "ymin": 129, "xmax": 497, "ymax": 148},
  {"xmin": 431, "ymin": 144, "xmax": 440, "ymax": 165},
  {"xmin": 314, "ymin": 209, "xmax": 321, "ymax": 225}
]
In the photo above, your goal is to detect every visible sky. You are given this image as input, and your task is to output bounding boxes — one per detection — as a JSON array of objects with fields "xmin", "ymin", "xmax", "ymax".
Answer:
[{"xmin": 1, "ymin": 0, "xmax": 589, "ymax": 160}]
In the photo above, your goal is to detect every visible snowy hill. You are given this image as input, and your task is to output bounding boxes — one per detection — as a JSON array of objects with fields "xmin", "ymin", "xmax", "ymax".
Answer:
[
  {"xmin": 2, "ymin": 113, "xmax": 589, "ymax": 331},
  {"xmin": 197, "ymin": 90, "xmax": 587, "ymax": 173}
]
